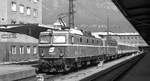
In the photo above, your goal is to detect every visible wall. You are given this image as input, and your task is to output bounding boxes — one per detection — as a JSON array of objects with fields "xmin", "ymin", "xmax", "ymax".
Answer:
[
  {"xmin": 0, "ymin": 0, "xmax": 7, "ymax": 24},
  {"xmin": 7, "ymin": 0, "xmax": 42, "ymax": 24}
]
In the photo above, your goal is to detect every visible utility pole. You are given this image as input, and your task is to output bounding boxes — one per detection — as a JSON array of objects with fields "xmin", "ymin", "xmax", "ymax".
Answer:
[
  {"xmin": 107, "ymin": 16, "xmax": 109, "ymax": 39},
  {"xmin": 106, "ymin": 16, "xmax": 109, "ymax": 55},
  {"xmin": 69, "ymin": 0, "xmax": 74, "ymax": 28}
]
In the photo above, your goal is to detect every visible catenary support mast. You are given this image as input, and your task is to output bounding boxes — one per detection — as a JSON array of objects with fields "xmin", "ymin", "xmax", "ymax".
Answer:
[{"xmin": 69, "ymin": 0, "xmax": 74, "ymax": 28}]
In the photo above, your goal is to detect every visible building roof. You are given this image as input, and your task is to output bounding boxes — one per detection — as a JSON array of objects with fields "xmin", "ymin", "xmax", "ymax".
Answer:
[
  {"xmin": 112, "ymin": 0, "xmax": 150, "ymax": 45},
  {"xmin": 92, "ymin": 32, "xmax": 139, "ymax": 36},
  {"xmin": 0, "ymin": 24, "xmax": 51, "ymax": 39},
  {"xmin": 0, "ymin": 32, "xmax": 38, "ymax": 43}
]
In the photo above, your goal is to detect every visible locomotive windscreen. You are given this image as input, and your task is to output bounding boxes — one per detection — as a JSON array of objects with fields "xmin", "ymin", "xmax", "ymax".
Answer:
[
  {"xmin": 53, "ymin": 35, "xmax": 66, "ymax": 43},
  {"xmin": 40, "ymin": 35, "xmax": 51, "ymax": 43},
  {"xmin": 39, "ymin": 31, "xmax": 52, "ymax": 43}
]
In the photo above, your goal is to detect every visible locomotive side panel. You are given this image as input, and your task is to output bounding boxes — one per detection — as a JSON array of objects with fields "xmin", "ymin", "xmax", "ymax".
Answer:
[
  {"xmin": 39, "ymin": 46, "xmax": 66, "ymax": 58},
  {"xmin": 65, "ymin": 46, "xmax": 76, "ymax": 57}
]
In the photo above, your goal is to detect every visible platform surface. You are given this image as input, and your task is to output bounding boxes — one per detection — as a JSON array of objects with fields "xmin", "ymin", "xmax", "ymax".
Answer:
[
  {"xmin": 0, "ymin": 65, "xmax": 36, "ymax": 81},
  {"xmin": 118, "ymin": 52, "xmax": 150, "ymax": 81},
  {"xmin": 52, "ymin": 53, "xmax": 140, "ymax": 81}
]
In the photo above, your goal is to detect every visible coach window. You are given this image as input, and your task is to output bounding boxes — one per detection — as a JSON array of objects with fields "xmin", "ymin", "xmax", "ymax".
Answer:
[
  {"xmin": 97, "ymin": 40, "xmax": 99, "ymax": 44},
  {"xmin": 92, "ymin": 39, "xmax": 94, "ymax": 44},
  {"xmin": 87, "ymin": 39, "xmax": 89, "ymax": 43},
  {"xmin": 33, "ymin": 46, "xmax": 37, "ymax": 54},
  {"xmin": 20, "ymin": 46, "xmax": 24, "ymax": 54},
  {"xmin": 27, "ymin": 46, "xmax": 31, "ymax": 54},
  {"xmin": 11, "ymin": 46, "xmax": 16, "ymax": 54},
  {"xmin": 71, "ymin": 36, "xmax": 74, "ymax": 44},
  {"xmin": 80, "ymin": 37, "xmax": 82, "ymax": 43}
]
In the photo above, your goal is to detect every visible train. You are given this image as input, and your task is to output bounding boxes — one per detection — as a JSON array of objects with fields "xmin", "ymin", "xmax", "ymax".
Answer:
[{"xmin": 37, "ymin": 28, "xmax": 139, "ymax": 73}]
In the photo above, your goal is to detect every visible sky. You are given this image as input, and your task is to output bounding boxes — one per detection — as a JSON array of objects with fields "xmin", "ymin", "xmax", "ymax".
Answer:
[{"xmin": 42, "ymin": 0, "xmax": 137, "ymax": 33}]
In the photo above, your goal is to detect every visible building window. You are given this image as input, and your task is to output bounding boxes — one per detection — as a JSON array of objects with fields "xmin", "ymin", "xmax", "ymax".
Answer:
[
  {"xmin": 33, "ymin": 46, "xmax": 37, "ymax": 54},
  {"xmin": 19, "ymin": 21, "xmax": 24, "ymax": 24},
  {"xmin": 11, "ymin": 46, "xmax": 16, "ymax": 54},
  {"xmin": 11, "ymin": 20, "xmax": 16, "ymax": 24},
  {"xmin": 33, "ymin": 9, "xmax": 38, "ymax": 17},
  {"xmin": 20, "ymin": 46, "xmax": 24, "ymax": 54},
  {"xmin": 27, "ymin": 46, "xmax": 31, "ymax": 54},
  {"xmin": 11, "ymin": 2, "xmax": 17, "ymax": 11},
  {"xmin": 19, "ymin": 5, "xmax": 24, "ymax": 13},
  {"xmin": 26, "ymin": 7, "xmax": 31, "ymax": 15}
]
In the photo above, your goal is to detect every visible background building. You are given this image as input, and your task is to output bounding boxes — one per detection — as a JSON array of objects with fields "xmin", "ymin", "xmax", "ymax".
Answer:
[
  {"xmin": 0, "ymin": 0, "xmax": 42, "ymax": 25},
  {"xmin": 92, "ymin": 32, "xmax": 148, "ymax": 47}
]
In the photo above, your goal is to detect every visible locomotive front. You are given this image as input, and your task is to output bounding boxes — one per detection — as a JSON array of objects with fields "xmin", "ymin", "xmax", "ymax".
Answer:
[{"xmin": 38, "ymin": 30, "xmax": 71, "ymax": 72}]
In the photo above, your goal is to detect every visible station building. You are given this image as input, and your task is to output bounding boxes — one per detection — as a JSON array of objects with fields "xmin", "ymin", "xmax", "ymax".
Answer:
[
  {"xmin": 0, "ymin": 0, "xmax": 42, "ymax": 25},
  {"xmin": 92, "ymin": 32, "xmax": 148, "ymax": 47},
  {"xmin": 0, "ymin": 32, "xmax": 38, "ymax": 63}
]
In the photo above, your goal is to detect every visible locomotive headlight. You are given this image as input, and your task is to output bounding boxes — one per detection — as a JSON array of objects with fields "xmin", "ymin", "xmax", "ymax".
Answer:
[{"xmin": 49, "ymin": 47, "xmax": 55, "ymax": 53}]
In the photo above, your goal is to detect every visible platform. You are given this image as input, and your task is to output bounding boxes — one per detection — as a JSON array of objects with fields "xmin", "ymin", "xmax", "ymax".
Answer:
[
  {"xmin": 0, "ymin": 65, "xmax": 36, "ymax": 81},
  {"xmin": 43, "ymin": 53, "xmax": 141, "ymax": 81},
  {"xmin": 118, "ymin": 52, "xmax": 150, "ymax": 81}
]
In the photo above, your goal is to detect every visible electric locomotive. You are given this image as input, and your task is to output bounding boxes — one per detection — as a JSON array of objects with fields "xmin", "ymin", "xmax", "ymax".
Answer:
[{"xmin": 38, "ymin": 28, "xmax": 118, "ymax": 72}]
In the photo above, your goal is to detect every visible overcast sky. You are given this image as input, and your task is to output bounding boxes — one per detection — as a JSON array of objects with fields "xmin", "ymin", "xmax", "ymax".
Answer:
[{"xmin": 42, "ymin": 0, "xmax": 137, "ymax": 33}]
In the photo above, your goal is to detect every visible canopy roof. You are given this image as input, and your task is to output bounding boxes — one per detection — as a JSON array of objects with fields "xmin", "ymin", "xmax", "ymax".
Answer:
[
  {"xmin": 112, "ymin": 0, "xmax": 150, "ymax": 45},
  {"xmin": 0, "ymin": 24, "xmax": 51, "ymax": 39}
]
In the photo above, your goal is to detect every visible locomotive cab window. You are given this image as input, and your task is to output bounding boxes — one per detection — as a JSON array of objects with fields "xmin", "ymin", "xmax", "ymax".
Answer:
[
  {"xmin": 39, "ymin": 31, "xmax": 52, "ymax": 43},
  {"xmin": 53, "ymin": 35, "xmax": 66, "ymax": 43},
  {"xmin": 39, "ymin": 35, "xmax": 51, "ymax": 43}
]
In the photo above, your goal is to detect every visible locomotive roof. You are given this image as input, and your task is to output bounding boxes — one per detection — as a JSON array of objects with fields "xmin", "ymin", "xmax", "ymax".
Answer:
[
  {"xmin": 92, "ymin": 32, "xmax": 140, "ymax": 36},
  {"xmin": 42, "ymin": 28, "xmax": 96, "ymax": 38}
]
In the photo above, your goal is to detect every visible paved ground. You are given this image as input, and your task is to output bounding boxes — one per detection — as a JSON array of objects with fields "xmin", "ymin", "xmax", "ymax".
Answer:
[
  {"xmin": 118, "ymin": 52, "xmax": 150, "ymax": 81},
  {"xmin": 0, "ymin": 65, "xmax": 36, "ymax": 81}
]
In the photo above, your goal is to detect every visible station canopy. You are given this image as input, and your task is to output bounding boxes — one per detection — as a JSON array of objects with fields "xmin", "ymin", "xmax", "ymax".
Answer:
[
  {"xmin": 112, "ymin": 0, "xmax": 150, "ymax": 45},
  {"xmin": 0, "ymin": 24, "xmax": 53, "ymax": 39}
]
